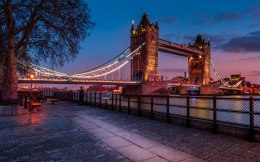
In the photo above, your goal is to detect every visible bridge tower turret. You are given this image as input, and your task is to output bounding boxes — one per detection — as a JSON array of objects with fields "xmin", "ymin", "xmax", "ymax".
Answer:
[
  {"xmin": 188, "ymin": 34, "xmax": 211, "ymax": 85},
  {"xmin": 130, "ymin": 12, "xmax": 159, "ymax": 81}
]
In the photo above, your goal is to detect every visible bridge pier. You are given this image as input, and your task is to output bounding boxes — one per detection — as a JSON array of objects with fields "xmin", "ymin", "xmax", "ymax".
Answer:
[{"xmin": 200, "ymin": 85, "xmax": 220, "ymax": 95}]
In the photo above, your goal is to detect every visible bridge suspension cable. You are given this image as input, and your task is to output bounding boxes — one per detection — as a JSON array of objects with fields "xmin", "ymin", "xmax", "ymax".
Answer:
[
  {"xmin": 18, "ymin": 61, "xmax": 68, "ymax": 77},
  {"xmin": 18, "ymin": 43, "xmax": 145, "ymax": 80},
  {"xmin": 71, "ymin": 42, "xmax": 145, "ymax": 78},
  {"xmin": 210, "ymin": 60, "xmax": 242, "ymax": 88}
]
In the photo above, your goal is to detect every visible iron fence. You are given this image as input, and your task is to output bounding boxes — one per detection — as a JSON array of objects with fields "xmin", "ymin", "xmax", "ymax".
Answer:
[{"xmin": 40, "ymin": 91, "xmax": 260, "ymax": 141}]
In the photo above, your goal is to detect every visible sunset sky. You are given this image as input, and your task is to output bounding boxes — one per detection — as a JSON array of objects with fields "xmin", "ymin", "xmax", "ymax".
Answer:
[{"xmin": 53, "ymin": 0, "xmax": 260, "ymax": 84}]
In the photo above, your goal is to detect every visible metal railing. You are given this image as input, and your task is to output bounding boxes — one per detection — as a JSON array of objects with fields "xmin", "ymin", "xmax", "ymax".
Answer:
[{"xmin": 42, "ymin": 91, "xmax": 260, "ymax": 141}]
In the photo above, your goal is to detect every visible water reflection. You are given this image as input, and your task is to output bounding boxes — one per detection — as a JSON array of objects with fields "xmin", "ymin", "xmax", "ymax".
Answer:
[
  {"xmin": 16, "ymin": 112, "xmax": 45, "ymax": 125},
  {"xmin": 89, "ymin": 94, "xmax": 260, "ymax": 127}
]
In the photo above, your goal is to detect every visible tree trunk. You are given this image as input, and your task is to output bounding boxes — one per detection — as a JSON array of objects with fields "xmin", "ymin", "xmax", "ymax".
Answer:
[{"xmin": 2, "ymin": 49, "xmax": 18, "ymax": 103}]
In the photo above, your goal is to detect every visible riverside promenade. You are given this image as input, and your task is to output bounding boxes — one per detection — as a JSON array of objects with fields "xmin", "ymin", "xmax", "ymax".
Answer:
[{"xmin": 0, "ymin": 101, "xmax": 259, "ymax": 161}]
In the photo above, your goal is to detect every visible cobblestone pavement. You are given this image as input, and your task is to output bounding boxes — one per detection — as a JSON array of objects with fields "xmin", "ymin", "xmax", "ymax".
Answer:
[
  {"xmin": 1, "ymin": 102, "xmax": 260, "ymax": 161},
  {"xmin": 68, "ymin": 104, "xmax": 260, "ymax": 162},
  {"xmin": 0, "ymin": 102, "xmax": 130, "ymax": 162}
]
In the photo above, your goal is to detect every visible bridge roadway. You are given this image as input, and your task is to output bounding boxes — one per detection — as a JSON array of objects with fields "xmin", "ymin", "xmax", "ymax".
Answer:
[{"xmin": 18, "ymin": 78, "xmax": 141, "ymax": 85}]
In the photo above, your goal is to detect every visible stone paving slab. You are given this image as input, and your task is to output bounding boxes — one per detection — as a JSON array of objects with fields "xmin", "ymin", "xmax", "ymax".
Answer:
[
  {"xmin": 116, "ymin": 131, "xmax": 162, "ymax": 149},
  {"xmin": 115, "ymin": 145, "xmax": 157, "ymax": 161},
  {"xmin": 142, "ymin": 156, "xmax": 169, "ymax": 162},
  {"xmin": 148, "ymin": 145, "xmax": 196, "ymax": 162},
  {"xmin": 102, "ymin": 136, "xmax": 132, "ymax": 148}
]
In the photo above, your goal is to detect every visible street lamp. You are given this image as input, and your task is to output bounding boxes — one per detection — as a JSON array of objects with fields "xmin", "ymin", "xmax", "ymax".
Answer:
[{"xmin": 29, "ymin": 73, "xmax": 34, "ymax": 98}]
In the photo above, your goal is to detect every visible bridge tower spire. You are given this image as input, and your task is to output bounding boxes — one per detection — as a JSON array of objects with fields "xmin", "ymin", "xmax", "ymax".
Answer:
[
  {"xmin": 188, "ymin": 34, "xmax": 211, "ymax": 85},
  {"xmin": 130, "ymin": 12, "xmax": 159, "ymax": 81}
]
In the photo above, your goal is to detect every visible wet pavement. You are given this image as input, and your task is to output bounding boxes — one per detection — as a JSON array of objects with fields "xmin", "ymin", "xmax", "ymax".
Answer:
[{"xmin": 0, "ymin": 101, "xmax": 259, "ymax": 161}]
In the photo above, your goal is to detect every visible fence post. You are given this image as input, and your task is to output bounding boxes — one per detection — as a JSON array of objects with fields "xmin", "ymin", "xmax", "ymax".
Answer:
[
  {"xmin": 115, "ymin": 94, "xmax": 118, "ymax": 110},
  {"xmin": 99, "ymin": 92, "xmax": 102, "ymax": 107},
  {"xmin": 151, "ymin": 95, "xmax": 154, "ymax": 119},
  {"xmin": 166, "ymin": 96, "xmax": 170, "ymax": 123},
  {"xmin": 90, "ymin": 93, "xmax": 92, "ymax": 105},
  {"xmin": 213, "ymin": 95, "xmax": 217, "ymax": 134},
  {"xmin": 85, "ymin": 92, "xmax": 88, "ymax": 105},
  {"xmin": 79, "ymin": 88, "xmax": 84, "ymax": 106},
  {"xmin": 138, "ymin": 95, "xmax": 141, "ymax": 116},
  {"xmin": 249, "ymin": 96, "xmax": 254, "ymax": 141},
  {"xmin": 105, "ymin": 97, "xmax": 107, "ymax": 108},
  {"xmin": 119, "ymin": 94, "xmax": 122, "ymax": 112},
  {"xmin": 112, "ymin": 93, "xmax": 114, "ymax": 110},
  {"xmin": 127, "ymin": 95, "xmax": 130, "ymax": 114},
  {"xmin": 186, "ymin": 95, "xmax": 190, "ymax": 128}
]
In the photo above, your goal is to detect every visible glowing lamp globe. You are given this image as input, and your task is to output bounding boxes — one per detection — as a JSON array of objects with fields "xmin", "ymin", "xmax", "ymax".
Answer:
[{"xmin": 29, "ymin": 74, "xmax": 34, "ymax": 79}]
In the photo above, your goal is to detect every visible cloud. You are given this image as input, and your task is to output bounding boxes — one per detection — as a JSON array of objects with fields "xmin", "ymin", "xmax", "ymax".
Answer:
[
  {"xmin": 249, "ymin": 30, "xmax": 260, "ymax": 35},
  {"xmin": 241, "ymin": 56, "xmax": 260, "ymax": 61},
  {"xmin": 252, "ymin": 71, "xmax": 260, "ymax": 76},
  {"xmin": 194, "ymin": 12, "xmax": 243, "ymax": 24},
  {"xmin": 248, "ymin": 3, "xmax": 260, "ymax": 19},
  {"xmin": 160, "ymin": 33, "xmax": 180, "ymax": 40},
  {"xmin": 219, "ymin": 30, "xmax": 260, "ymax": 52},
  {"xmin": 215, "ymin": 12, "xmax": 242, "ymax": 21},
  {"xmin": 194, "ymin": 13, "xmax": 211, "ymax": 24},
  {"xmin": 249, "ymin": 23, "xmax": 260, "ymax": 28},
  {"xmin": 160, "ymin": 16, "xmax": 178, "ymax": 24},
  {"xmin": 183, "ymin": 33, "xmax": 228, "ymax": 47}
]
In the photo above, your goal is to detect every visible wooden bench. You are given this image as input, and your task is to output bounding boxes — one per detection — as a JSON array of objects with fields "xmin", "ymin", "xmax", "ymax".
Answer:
[
  {"xmin": 102, "ymin": 93, "xmax": 112, "ymax": 100},
  {"xmin": 29, "ymin": 102, "xmax": 42, "ymax": 111},
  {"xmin": 31, "ymin": 102, "xmax": 42, "ymax": 108},
  {"xmin": 50, "ymin": 99, "xmax": 59, "ymax": 104}
]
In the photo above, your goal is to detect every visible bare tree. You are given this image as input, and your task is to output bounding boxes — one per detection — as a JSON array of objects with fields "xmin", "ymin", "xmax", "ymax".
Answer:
[{"xmin": 0, "ymin": 0, "xmax": 94, "ymax": 103}]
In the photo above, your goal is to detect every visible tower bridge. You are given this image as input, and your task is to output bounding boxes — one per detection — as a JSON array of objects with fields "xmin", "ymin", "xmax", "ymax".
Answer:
[
  {"xmin": 18, "ymin": 13, "xmax": 239, "ymax": 94},
  {"xmin": 130, "ymin": 13, "xmax": 210, "ymax": 85}
]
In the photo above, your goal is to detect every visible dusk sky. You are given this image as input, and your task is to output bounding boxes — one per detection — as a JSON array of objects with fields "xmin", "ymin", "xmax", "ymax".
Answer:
[{"xmin": 53, "ymin": 0, "xmax": 260, "ymax": 84}]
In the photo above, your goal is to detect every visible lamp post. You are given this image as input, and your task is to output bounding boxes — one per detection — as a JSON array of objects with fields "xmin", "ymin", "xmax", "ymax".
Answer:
[{"xmin": 29, "ymin": 73, "xmax": 34, "ymax": 98}]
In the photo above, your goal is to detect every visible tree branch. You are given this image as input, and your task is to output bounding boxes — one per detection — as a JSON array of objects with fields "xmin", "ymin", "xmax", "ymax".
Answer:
[
  {"xmin": 15, "ymin": 0, "xmax": 44, "ymax": 57},
  {"xmin": 4, "ymin": 1, "xmax": 16, "ymax": 49}
]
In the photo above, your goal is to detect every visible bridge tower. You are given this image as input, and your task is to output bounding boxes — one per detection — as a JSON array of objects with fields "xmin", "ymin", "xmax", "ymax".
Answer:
[
  {"xmin": 188, "ymin": 35, "xmax": 211, "ymax": 85},
  {"xmin": 130, "ymin": 13, "xmax": 159, "ymax": 81}
]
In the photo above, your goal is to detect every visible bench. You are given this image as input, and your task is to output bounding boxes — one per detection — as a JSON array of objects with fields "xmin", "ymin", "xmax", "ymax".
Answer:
[
  {"xmin": 29, "ymin": 102, "xmax": 42, "ymax": 111},
  {"xmin": 50, "ymin": 99, "xmax": 59, "ymax": 104},
  {"xmin": 102, "ymin": 93, "xmax": 112, "ymax": 100},
  {"xmin": 31, "ymin": 102, "xmax": 42, "ymax": 108}
]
